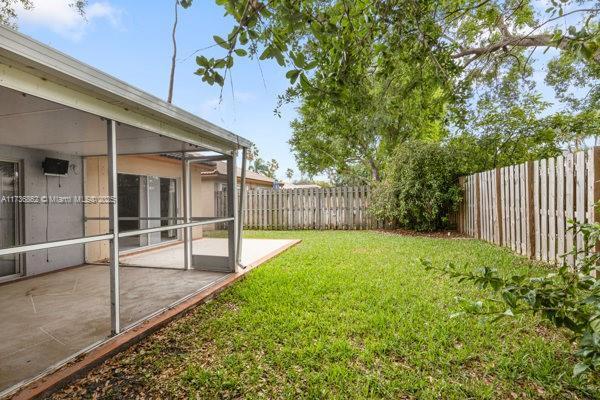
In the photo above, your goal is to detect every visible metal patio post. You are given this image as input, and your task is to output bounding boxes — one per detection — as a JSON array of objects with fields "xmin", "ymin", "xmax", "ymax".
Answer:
[
  {"xmin": 182, "ymin": 154, "xmax": 191, "ymax": 269},
  {"xmin": 227, "ymin": 152, "xmax": 238, "ymax": 272},
  {"xmin": 107, "ymin": 119, "xmax": 120, "ymax": 335},
  {"xmin": 236, "ymin": 147, "xmax": 247, "ymax": 265}
]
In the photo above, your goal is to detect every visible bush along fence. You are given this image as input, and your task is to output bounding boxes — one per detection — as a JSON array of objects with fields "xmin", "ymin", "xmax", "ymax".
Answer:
[
  {"xmin": 216, "ymin": 186, "xmax": 381, "ymax": 230},
  {"xmin": 456, "ymin": 147, "xmax": 600, "ymax": 266}
]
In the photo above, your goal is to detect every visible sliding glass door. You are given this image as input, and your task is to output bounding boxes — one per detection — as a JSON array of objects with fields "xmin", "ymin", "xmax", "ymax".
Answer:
[
  {"xmin": 0, "ymin": 161, "xmax": 19, "ymax": 278},
  {"xmin": 117, "ymin": 173, "xmax": 178, "ymax": 251},
  {"xmin": 160, "ymin": 177, "xmax": 177, "ymax": 240}
]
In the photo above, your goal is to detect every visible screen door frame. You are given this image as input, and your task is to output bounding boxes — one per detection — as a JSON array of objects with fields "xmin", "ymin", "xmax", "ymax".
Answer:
[{"xmin": 0, "ymin": 157, "xmax": 23, "ymax": 282}]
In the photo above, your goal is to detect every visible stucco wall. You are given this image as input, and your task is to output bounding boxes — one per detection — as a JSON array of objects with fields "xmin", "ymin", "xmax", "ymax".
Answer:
[
  {"xmin": 84, "ymin": 155, "xmax": 208, "ymax": 262},
  {"xmin": 0, "ymin": 144, "xmax": 84, "ymax": 276}
]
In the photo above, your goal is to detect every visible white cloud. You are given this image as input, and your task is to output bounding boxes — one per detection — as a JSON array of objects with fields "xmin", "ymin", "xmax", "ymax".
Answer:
[{"xmin": 16, "ymin": 1, "xmax": 122, "ymax": 41}]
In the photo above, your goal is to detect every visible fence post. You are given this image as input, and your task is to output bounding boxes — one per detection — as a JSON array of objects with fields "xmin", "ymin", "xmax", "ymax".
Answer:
[{"xmin": 526, "ymin": 160, "xmax": 536, "ymax": 259}]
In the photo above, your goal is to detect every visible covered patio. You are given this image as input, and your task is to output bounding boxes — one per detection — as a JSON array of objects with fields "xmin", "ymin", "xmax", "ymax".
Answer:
[
  {"xmin": 0, "ymin": 238, "xmax": 298, "ymax": 392},
  {"xmin": 0, "ymin": 26, "xmax": 295, "ymax": 397}
]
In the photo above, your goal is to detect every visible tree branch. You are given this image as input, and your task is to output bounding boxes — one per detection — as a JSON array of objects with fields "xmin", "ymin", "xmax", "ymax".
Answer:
[
  {"xmin": 452, "ymin": 33, "xmax": 564, "ymax": 59},
  {"xmin": 451, "ymin": 8, "xmax": 600, "ymax": 64}
]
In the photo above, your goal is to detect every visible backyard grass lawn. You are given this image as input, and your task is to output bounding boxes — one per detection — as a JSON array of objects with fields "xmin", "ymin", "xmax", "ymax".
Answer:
[{"xmin": 52, "ymin": 231, "xmax": 598, "ymax": 399}]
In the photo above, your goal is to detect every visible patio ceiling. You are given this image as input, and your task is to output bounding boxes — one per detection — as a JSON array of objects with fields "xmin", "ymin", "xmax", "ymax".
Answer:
[
  {"xmin": 0, "ymin": 86, "xmax": 207, "ymax": 156},
  {"xmin": 0, "ymin": 26, "xmax": 252, "ymax": 154}
]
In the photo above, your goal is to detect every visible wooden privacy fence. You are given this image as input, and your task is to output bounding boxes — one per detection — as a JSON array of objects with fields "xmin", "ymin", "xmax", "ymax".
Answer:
[
  {"xmin": 216, "ymin": 186, "xmax": 380, "ymax": 230},
  {"xmin": 457, "ymin": 147, "xmax": 600, "ymax": 266}
]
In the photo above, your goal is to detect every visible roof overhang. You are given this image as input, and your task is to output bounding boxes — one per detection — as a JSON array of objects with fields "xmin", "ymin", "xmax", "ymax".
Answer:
[{"xmin": 0, "ymin": 26, "xmax": 252, "ymax": 154}]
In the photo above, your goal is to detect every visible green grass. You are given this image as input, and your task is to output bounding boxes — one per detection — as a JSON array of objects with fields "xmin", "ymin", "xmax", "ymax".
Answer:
[{"xmin": 53, "ymin": 231, "xmax": 598, "ymax": 399}]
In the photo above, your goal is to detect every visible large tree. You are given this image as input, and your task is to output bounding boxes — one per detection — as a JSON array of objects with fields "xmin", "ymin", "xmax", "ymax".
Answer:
[
  {"xmin": 184, "ymin": 0, "xmax": 598, "ymax": 179},
  {"xmin": 191, "ymin": 1, "xmax": 599, "ymax": 88}
]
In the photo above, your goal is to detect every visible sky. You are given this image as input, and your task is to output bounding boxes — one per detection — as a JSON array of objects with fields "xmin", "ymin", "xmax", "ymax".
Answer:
[{"xmin": 15, "ymin": 0, "xmax": 299, "ymax": 180}]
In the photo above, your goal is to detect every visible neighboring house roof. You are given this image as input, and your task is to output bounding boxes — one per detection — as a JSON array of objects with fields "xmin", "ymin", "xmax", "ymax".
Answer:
[
  {"xmin": 281, "ymin": 183, "xmax": 321, "ymax": 189},
  {"xmin": 199, "ymin": 161, "xmax": 275, "ymax": 185},
  {"xmin": 0, "ymin": 26, "xmax": 252, "ymax": 152}
]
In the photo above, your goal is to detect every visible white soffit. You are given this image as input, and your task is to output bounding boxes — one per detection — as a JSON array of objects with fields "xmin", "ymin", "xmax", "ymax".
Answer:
[
  {"xmin": 0, "ymin": 86, "xmax": 205, "ymax": 156},
  {"xmin": 0, "ymin": 26, "xmax": 252, "ymax": 153}
]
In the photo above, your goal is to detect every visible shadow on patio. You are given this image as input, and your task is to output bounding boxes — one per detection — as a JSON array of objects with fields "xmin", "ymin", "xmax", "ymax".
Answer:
[{"xmin": 0, "ymin": 238, "xmax": 297, "ymax": 393}]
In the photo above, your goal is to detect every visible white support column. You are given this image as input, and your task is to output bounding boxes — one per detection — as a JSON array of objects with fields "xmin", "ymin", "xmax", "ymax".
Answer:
[
  {"xmin": 236, "ymin": 147, "xmax": 247, "ymax": 265},
  {"xmin": 182, "ymin": 154, "xmax": 191, "ymax": 269},
  {"xmin": 107, "ymin": 119, "xmax": 120, "ymax": 335},
  {"xmin": 227, "ymin": 152, "xmax": 238, "ymax": 272}
]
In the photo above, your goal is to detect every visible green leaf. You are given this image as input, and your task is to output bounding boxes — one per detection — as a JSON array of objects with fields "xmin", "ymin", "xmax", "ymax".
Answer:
[
  {"xmin": 234, "ymin": 48, "xmax": 248, "ymax": 57},
  {"xmin": 286, "ymin": 69, "xmax": 301, "ymax": 84},
  {"xmin": 273, "ymin": 50, "xmax": 286, "ymax": 67},
  {"xmin": 299, "ymin": 73, "xmax": 311, "ymax": 90},
  {"xmin": 259, "ymin": 47, "xmax": 271, "ymax": 60},
  {"xmin": 573, "ymin": 362, "xmax": 589, "ymax": 377},
  {"xmin": 203, "ymin": 75, "xmax": 214, "ymax": 85},
  {"xmin": 214, "ymin": 73, "xmax": 225, "ymax": 87},
  {"xmin": 213, "ymin": 35, "xmax": 229, "ymax": 49},
  {"xmin": 579, "ymin": 43, "xmax": 594, "ymax": 60},
  {"xmin": 590, "ymin": 316, "xmax": 600, "ymax": 332},
  {"xmin": 305, "ymin": 60, "xmax": 318, "ymax": 70},
  {"xmin": 227, "ymin": 29, "xmax": 238, "ymax": 42},
  {"xmin": 290, "ymin": 52, "xmax": 306, "ymax": 69},
  {"xmin": 239, "ymin": 31, "xmax": 248, "ymax": 45},
  {"xmin": 195, "ymin": 56, "xmax": 209, "ymax": 68}
]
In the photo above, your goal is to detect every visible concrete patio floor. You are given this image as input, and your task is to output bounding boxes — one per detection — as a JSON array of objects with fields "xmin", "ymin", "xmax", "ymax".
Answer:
[
  {"xmin": 0, "ymin": 238, "xmax": 296, "ymax": 394},
  {"xmin": 120, "ymin": 238, "xmax": 296, "ymax": 270}
]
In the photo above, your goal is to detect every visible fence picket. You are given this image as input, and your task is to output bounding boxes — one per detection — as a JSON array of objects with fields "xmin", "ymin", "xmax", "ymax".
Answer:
[
  {"xmin": 519, "ymin": 163, "xmax": 527, "ymax": 256},
  {"xmin": 548, "ymin": 157, "xmax": 556, "ymax": 263},
  {"xmin": 565, "ymin": 153, "xmax": 575, "ymax": 267},
  {"xmin": 500, "ymin": 168, "xmax": 506, "ymax": 246},
  {"xmin": 576, "ymin": 151, "xmax": 587, "ymax": 260},
  {"xmin": 556, "ymin": 155, "xmax": 565, "ymax": 262},
  {"xmin": 510, "ymin": 166, "xmax": 517, "ymax": 251},
  {"xmin": 540, "ymin": 159, "xmax": 548, "ymax": 261}
]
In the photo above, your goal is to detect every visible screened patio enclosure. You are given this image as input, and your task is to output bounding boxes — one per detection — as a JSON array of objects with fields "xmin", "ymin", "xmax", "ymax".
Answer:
[{"xmin": 0, "ymin": 26, "xmax": 254, "ymax": 395}]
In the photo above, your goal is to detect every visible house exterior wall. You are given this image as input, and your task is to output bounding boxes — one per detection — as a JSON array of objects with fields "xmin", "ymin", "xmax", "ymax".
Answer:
[
  {"xmin": 83, "ymin": 155, "xmax": 206, "ymax": 262},
  {"xmin": 198, "ymin": 177, "xmax": 219, "ymax": 223},
  {"xmin": 0, "ymin": 144, "xmax": 84, "ymax": 276}
]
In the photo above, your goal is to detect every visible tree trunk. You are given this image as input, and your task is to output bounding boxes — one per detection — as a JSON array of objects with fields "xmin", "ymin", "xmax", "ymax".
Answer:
[
  {"xmin": 167, "ymin": 0, "xmax": 179, "ymax": 103},
  {"xmin": 367, "ymin": 157, "xmax": 381, "ymax": 182}
]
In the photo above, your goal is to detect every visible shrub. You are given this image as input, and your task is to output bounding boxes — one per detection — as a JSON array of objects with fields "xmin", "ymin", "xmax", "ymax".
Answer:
[{"xmin": 369, "ymin": 140, "xmax": 462, "ymax": 231}]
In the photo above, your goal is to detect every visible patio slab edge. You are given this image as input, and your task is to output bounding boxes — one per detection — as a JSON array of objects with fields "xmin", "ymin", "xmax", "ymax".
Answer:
[{"xmin": 5, "ymin": 239, "xmax": 301, "ymax": 400}]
